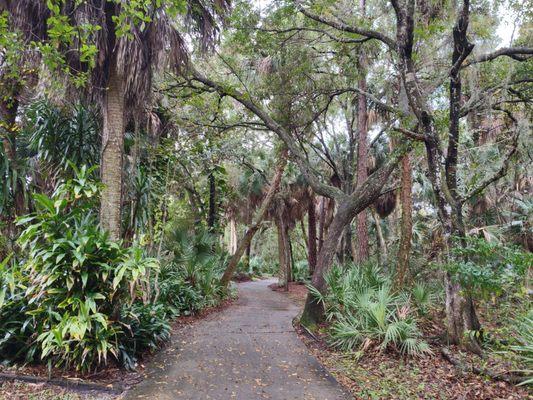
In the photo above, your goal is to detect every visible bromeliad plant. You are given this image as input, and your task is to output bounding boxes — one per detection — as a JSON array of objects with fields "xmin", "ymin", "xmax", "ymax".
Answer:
[{"xmin": 12, "ymin": 165, "xmax": 160, "ymax": 371}]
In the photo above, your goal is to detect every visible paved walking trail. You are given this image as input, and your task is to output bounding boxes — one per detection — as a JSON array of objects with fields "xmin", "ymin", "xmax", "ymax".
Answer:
[{"xmin": 125, "ymin": 278, "xmax": 349, "ymax": 400}]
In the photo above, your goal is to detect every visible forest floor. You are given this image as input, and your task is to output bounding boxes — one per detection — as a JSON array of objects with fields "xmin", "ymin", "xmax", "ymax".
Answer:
[{"xmin": 273, "ymin": 283, "xmax": 531, "ymax": 400}]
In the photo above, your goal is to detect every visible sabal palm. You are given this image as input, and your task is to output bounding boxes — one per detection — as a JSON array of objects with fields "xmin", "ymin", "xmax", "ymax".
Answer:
[{"xmin": 2, "ymin": 0, "xmax": 229, "ymax": 239}]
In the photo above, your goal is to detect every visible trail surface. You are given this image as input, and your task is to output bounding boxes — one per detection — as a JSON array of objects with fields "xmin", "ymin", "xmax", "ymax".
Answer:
[{"xmin": 125, "ymin": 278, "xmax": 349, "ymax": 400}]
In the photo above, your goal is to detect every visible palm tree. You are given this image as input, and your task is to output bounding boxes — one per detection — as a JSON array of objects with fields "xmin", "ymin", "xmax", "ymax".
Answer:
[
  {"xmin": 2, "ymin": 0, "xmax": 229, "ymax": 240},
  {"xmin": 0, "ymin": 1, "xmax": 49, "ymax": 218}
]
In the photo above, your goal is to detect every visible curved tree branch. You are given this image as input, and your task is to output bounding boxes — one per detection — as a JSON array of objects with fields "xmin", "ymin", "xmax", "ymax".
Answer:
[
  {"xmin": 463, "ymin": 47, "xmax": 533, "ymax": 67},
  {"xmin": 295, "ymin": 1, "xmax": 396, "ymax": 50}
]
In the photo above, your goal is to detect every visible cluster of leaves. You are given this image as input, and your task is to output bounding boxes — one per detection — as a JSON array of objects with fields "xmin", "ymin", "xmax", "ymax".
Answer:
[
  {"xmin": 157, "ymin": 218, "xmax": 230, "ymax": 317},
  {"xmin": 309, "ymin": 264, "xmax": 431, "ymax": 357},
  {"xmin": 444, "ymin": 237, "xmax": 531, "ymax": 298},
  {"xmin": 0, "ymin": 166, "xmax": 167, "ymax": 372},
  {"xmin": 507, "ymin": 312, "xmax": 533, "ymax": 386}
]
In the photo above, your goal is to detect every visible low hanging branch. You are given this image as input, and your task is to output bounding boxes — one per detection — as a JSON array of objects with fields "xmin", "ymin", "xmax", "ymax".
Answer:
[{"xmin": 220, "ymin": 149, "xmax": 288, "ymax": 287}]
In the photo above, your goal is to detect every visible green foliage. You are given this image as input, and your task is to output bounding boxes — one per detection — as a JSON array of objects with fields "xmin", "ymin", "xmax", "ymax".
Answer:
[
  {"xmin": 157, "ymin": 220, "xmax": 229, "ymax": 316},
  {"xmin": 444, "ymin": 237, "xmax": 531, "ymax": 298},
  {"xmin": 411, "ymin": 283, "xmax": 435, "ymax": 317},
  {"xmin": 310, "ymin": 264, "xmax": 430, "ymax": 357},
  {"xmin": 0, "ymin": 255, "xmax": 32, "ymax": 359},
  {"xmin": 508, "ymin": 312, "xmax": 533, "ymax": 386},
  {"xmin": 292, "ymin": 259, "xmax": 310, "ymax": 282},
  {"xmin": 0, "ymin": 166, "xmax": 165, "ymax": 372},
  {"xmin": 119, "ymin": 302, "xmax": 171, "ymax": 369},
  {"xmin": 21, "ymin": 99, "xmax": 100, "ymax": 174}
]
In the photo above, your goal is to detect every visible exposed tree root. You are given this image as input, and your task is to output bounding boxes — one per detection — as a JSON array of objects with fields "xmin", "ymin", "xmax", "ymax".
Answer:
[{"xmin": 440, "ymin": 347, "xmax": 527, "ymax": 385}]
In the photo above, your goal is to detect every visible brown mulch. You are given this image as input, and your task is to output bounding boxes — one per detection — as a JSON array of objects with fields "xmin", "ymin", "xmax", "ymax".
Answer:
[
  {"xmin": 295, "ymin": 324, "xmax": 531, "ymax": 399},
  {"xmin": 231, "ymin": 273, "xmax": 253, "ymax": 282},
  {"xmin": 269, "ymin": 281, "xmax": 309, "ymax": 306},
  {"xmin": 0, "ymin": 297, "xmax": 236, "ymax": 399}
]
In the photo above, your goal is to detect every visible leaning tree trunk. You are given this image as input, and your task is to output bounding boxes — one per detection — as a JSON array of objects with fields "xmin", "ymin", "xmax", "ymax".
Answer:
[
  {"xmin": 300, "ymin": 142, "xmax": 408, "ymax": 327},
  {"xmin": 220, "ymin": 151, "xmax": 287, "ymax": 287},
  {"xmin": 301, "ymin": 203, "xmax": 354, "ymax": 327},
  {"xmin": 100, "ymin": 62, "xmax": 125, "ymax": 241},
  {"xmin": 396, "ymin": 152, "xmax": 413, "ymax": 287}
]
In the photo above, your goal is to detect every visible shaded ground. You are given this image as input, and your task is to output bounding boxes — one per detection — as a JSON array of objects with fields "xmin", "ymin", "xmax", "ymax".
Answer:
[
  {"xmin": 124, "ymin": 278, "xmax": 349, "ymax": 400},
  {"xmin": 0, "ymin": 381, "xmax": 111, "ymax": 400},
  {"xmin": 272, "ymin": 284, "xmax": 530, "ymax": 399}
]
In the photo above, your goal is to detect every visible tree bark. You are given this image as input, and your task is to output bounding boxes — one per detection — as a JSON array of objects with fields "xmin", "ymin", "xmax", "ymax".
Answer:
[
  {"xmin": 220, "ymin": 150, "xmax": 287, "ymax": 287},
  {"xmin": 100, "ymin": 61, "xmax": 125, "ymax": 241},
  {"xmin": 229, "ymin": 218, "xmax": 237, "ymax": 255},
  {"xmin": 207, "ymin": 169, "xmax": 216, "ymax": 231},
  {"xmin": 301, "ymin": 141, "xmax": 409, "ymax": 326},
  {"xmin": 355, "ymin": 0, "xmax": 369, "ymax": 263},
  {"xmin": 307, "ymin": 197, "xmax": 317, "ymax": 275},
  {"xmin": 0, "ymin": 98, "xmax": 25, "ymax": 216},
  {"xmin": 277, "ymin": 217, "xmax": 291, "ymax": 290},
  {"xmin": 372, "ymin": 209, "xmax": 387, "ymax": 266},
  {"xmin": 396, "ymin": 152, "xmax": 413, "ymax": 287},
  {"xmin": 318, "ymin": 197, "xmax": 326, "ymax": 251}
]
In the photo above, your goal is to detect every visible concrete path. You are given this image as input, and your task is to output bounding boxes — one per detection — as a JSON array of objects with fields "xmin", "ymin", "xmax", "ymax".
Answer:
[{"xmin": 124, "ymin": 279, "xmax": 349, "ymax": 400}]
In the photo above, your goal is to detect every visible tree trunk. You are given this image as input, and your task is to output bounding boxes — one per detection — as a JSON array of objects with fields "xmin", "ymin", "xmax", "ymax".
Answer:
[
  {"xmin": 355, "ymin": 0, "xmax": 369, "ymax": 263},
  {"xmin": 220, "ymin": 151, "xmax": 287, "ymax": 286},
  {"xmin": 396, "ymin": 152, "xmax": 413, "ymax": 287},
  {"xmin": 307, "ymin": 198, "xmax": 317, "ymax": 275},
  {"xmin": 318, "ymin": 197, "xmax": 326, "ymax": 251},
  {"xmin": 207, "ymin": 169, "xmax": 216, "ymax": 231},
  {"xmin": 443, "ymin": 2, "xmax": 481, "ymax": 351},
  {"xmin": 300, "ymin": 143, "xmax": 407, "ymax": 327},
  {"xmin": 372, "ymin": 209, "xmax": 387, "ymax": 266},
  {"xmin": 277, "ymin": 217, "xmax": 291, "ymax": 290},
  {"xmin": 0, "ymin": 98, "xmax": 25, "ymax": 217},
  {"xmin": 229, "ymin": 218, "xmax": 237, "ymax": 255},
  {"xmin": 100, "ymin": 61, "xmax": 125, "ymax": 241},
  {"xmin": 301, "ymin": 203, "xmax": 352, "ymax": 327}
]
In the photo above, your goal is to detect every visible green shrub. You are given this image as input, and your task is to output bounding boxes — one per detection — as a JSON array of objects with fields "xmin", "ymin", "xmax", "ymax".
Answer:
[
  {"xmin": 445, "ymin": 237, "xmax": 531, "ymax": 298},
  {"xmin": 0, "ymin": 255, "xmax": 33, "ymax": 359},
  {"xmin": 508, "ymin": 312, "xmax": 533, "ymax": 386},
  {"xmin": 309, "ymin": 264, "xmax": 430, "ymax": 357},
  {"xmin": 119, "ymin": 302, "xmax": 171, "ymax": 369},
  {"xmin": 0, "ymin": 165, "xmax": 165, "ymax": 372},
  {"xmin": 411, "ymin": 282, "xmax": 435, "ymax": 317},
  {"xmin": 157, "ymin": 220, "xmax": 228, "ymax": 316},
  {"xmin": 293, "ymin": 259, "xmax": 310, "ymax": 282}
]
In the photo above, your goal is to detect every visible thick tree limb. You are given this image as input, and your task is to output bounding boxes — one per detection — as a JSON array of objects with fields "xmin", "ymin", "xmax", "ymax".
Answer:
[
  {"xmin": 393, "ymin": 126, "xmax": 425, "ymax": 141},
  {"xmin": 441, "ymin": 347, "xmax": 528, "ymax": 385},
  {"xmin": 254, "ymin": 26, "xmax": 372, "ymax": 44},
  {"xmin": 463, "ymin": 47, "xmax": 533, "ymax": 67}
]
